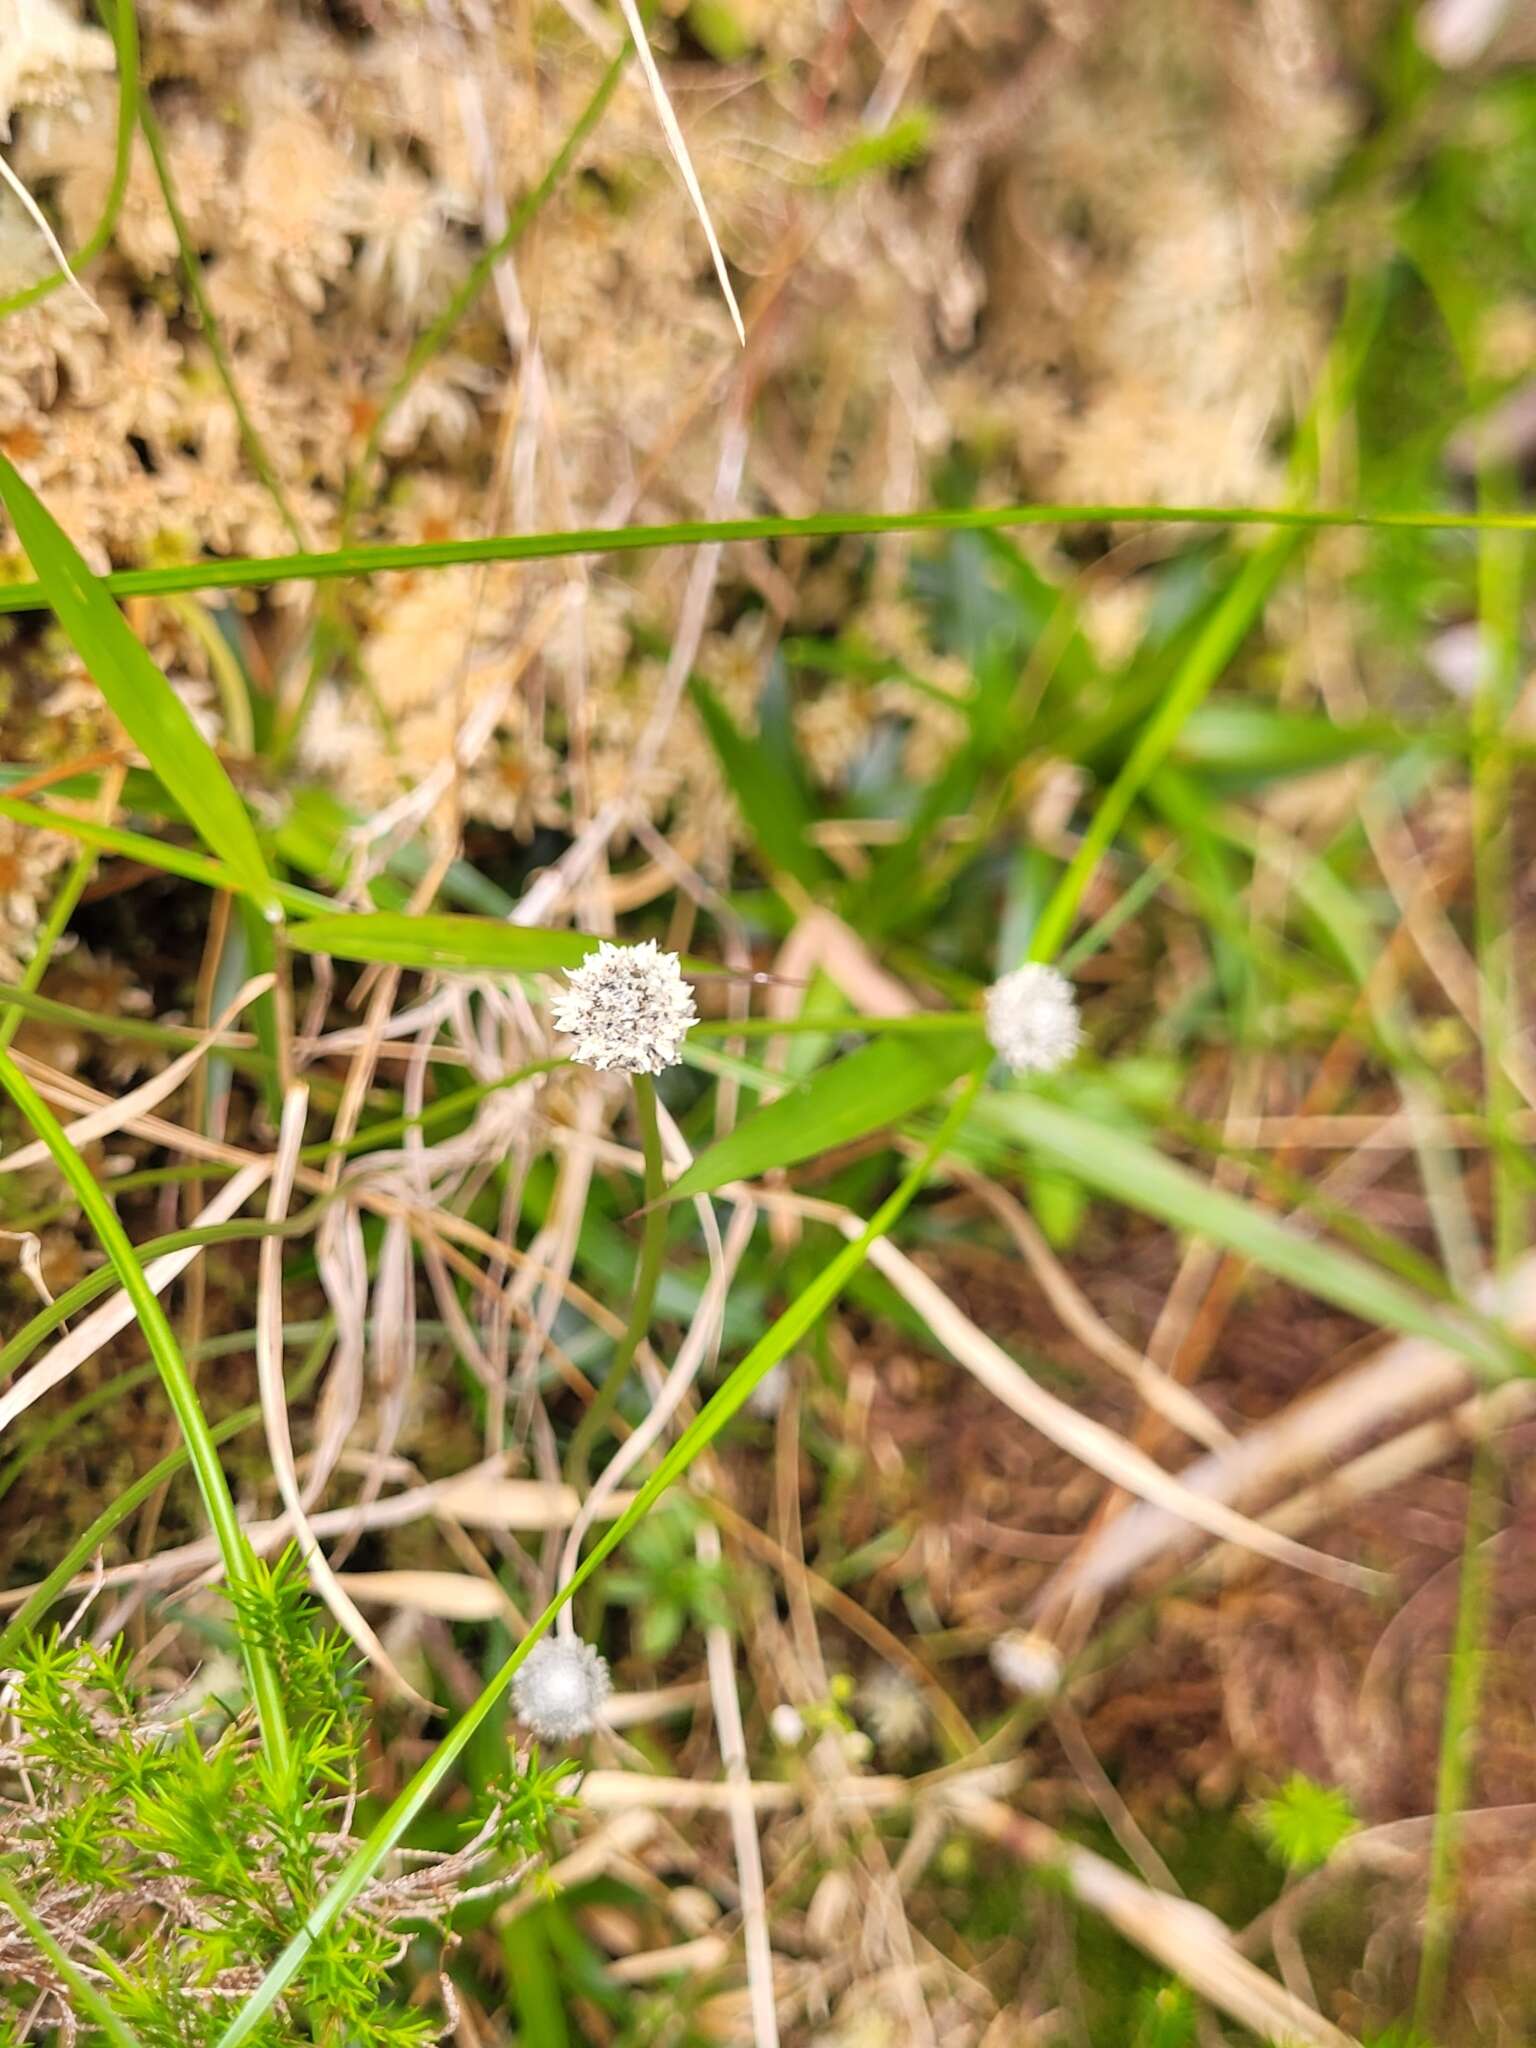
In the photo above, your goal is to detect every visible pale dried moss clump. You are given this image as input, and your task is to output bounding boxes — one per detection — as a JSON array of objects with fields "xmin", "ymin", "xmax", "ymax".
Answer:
[{"xmin": 0, "ymin": 0, "xmax": 1364, "ymax": 944}]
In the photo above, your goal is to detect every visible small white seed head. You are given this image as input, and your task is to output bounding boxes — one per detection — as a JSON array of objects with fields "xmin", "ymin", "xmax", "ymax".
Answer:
[
  {"xmin": 550, "ymin": 939, "xmax": 698, "ymax": 1076},
  {"xmin": 990, "ymin": 1629, "xmax": 1063, "ymax": 1699},
  {"xmin": 858, "ymin": 1668, "xmax": 929, "ymax": 1756},
  {"xmin": 984, "ymin": 963, "xmax": 1082, "ymax": 1076},
  {"xmin": 768, "ymin": 1702, "xmax": 806, "ymax": 1748},
  {"xmin": 512, "ymin": 1636, "xmax": 611, "ymax": 1741},
  {"xmin": 746, "ymin": 1361, "xmax": 790, "ymax": 1419}
]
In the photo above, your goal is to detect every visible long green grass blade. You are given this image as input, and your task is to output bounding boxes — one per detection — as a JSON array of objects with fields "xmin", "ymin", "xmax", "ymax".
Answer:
[
  {"xmin": 0, "ymin": 790, "xmax": 327, "ymax": 913},
  {"xmin": 285, "ymin": 911, "xmax": 603, "ymax": 976},
  {"xmin": 1028, "ymin": 534, "xmax": 1295, "ymax": 962},
  {"xmin": 974, "ymin": 1091, "xmax": 1522, "ymax": 1381},
  {"xmin": 214, "ymin": 1072, "xmax": 979, "ymax": 2048},
  {"xmin": 348, "ymin": 42, "xmax": 631, "ymax": 518},
  {"xmin": 0, "ymin": 1048, "xmax": 291, "ymax": 1772},
  {"xmin": 689, "ymin": 674, "xmax": 834, "ymax": 892},
  {"xmin": 0, "ymin": 1396, "xmax": 264, "ymax": 1664},
  {"xmin": 137, "ymin": 97, "xmax": 307, "ymax": 551},
  {"xmin": 10, "ymin": 501, "xmax": 1536, "ymax": 615},
  {"xmin": 0, "ymin": 456, "xmax": 280, "ymax": 918}
]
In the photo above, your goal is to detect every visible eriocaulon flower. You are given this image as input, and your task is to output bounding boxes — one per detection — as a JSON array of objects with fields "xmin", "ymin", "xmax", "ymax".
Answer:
[
  {"xmin": 984, "ymin": 963, "xmax": 1082, "ymax": 1076},
  {"xmin": 990, "ymin": 1629, "xmax": 1063, "ymax": 1699},
  {"xmin": 551, "ymin": 938, "xmax": 698, "ymax": 1076},
  {"xmin": 512, "ymin": 1637, "xmax": 612, "ymax": 1741}
]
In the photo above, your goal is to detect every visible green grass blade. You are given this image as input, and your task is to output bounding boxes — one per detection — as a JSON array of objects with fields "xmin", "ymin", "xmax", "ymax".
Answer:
[
  {"xmin": 0, "ymin": 1397, "xmax": 262, "ymax": 1664},
  {"xmin": 0, "ymin": 790, "xmax": 326, "ymax": 913},
  {"xmin": 973, "ymin": 1090, "xmax": 1522, "ymax": 1381},
  {"xmin": 666, "ymin": 1030, "xmax": 984, "ymax": 1203},
  {"xmin": 349, "ymin": 41, "xmax": 630, "ymax": 519},
  {"xmin": 286, "ymin": 911, "xmax": 605, "ymax": 975},
  {"xmin": 0, "ymin": 1047, "xmax": 291, "ymax": 1773},
  {"xmin": 0, "ymin": 0, "xmax": 139, "ymax": 320},
  {"xmin": 136, "ymin": 98, "xmax": 306, "ymax": 551},
  {"xmin": 0, "ymin": 456, "xmax": 280, "ymax": 919},
  {"xmin": 13, "ymin": 501, "xmax": 1536, "ymax": 615},
  {"xmin": 689, "ymin": 674, "xmax": 834, "ymax": 892},
  {"xmin": 213, "ymin": 1071, "xmax": 980, "ymax": 2048},
  {"xmin": 1027, "ymin": 533, "xmax": 1296, "ymax": 962}
]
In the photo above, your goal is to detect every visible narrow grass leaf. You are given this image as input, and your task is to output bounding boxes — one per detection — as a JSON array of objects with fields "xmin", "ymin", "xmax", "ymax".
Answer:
[
  {"xmin": 0, "ymin": 455, "xmax": 279, "ymax": 918},
  {"xmin": 0, "ymin": 1050, "xmax": 291, "ymax": 1771},
  {"xmin": 286, "ymin": 911, "xmax": 603, "ymax": 975},
  {"xmin": 975, "ymin": 1091, "xmax": 1520, "ymax": 1380},
  {"xmin": 1028, "ymin": 534, "xmax": 1296, "ymax": 962},
  {"xmin": 13, "ymin": 502, "xmax": 1536, "ymax": 616},
  {"xmin": 666, "ymin": 1030, "xmax": 983, "ymax": 1204},
  {"xmin": 689, "ymin": 675, "xmax": 833, "ymax": 891}
]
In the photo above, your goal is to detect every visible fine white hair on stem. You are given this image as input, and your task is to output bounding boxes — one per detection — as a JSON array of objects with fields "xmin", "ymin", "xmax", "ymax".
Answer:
[
  {"xmin": 513, "ymin": 1636, "xmax": 612, "ymax": 1741},
  {"xmin": 984, "ymin": 962, "xmax": 1082, "ymax": 1075},
  {"xmin": 551, "ymin": 938, "xmax": 698, "ymax": 1075},
  {"xmin": 614, "ymin": 0, "xmax": 745, "ymax": 346}
]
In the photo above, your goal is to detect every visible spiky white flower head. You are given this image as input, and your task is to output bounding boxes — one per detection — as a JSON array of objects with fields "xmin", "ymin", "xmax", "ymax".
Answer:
[
  {"xmin": 512, "ymin": 1637, "xmax": 611, "ymax": 1741},
  {"xmin": 550, "ymin": 938, "xmax": 698, "ymax": 1076},
  {"xmin": 984, "ymin": 963, "xmax": 1082, "ymax": 1076},
  {"xmin": 858, "ymin": 1668, "xmax": 929, "ymax": 1757},
  {"xmin": 990, "ymin": 1629, "xmax": 1063, "ymax": 1699}
]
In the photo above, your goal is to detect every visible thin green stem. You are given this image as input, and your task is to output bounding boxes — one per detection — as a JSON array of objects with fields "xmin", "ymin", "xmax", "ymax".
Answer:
[
  {"xmin": 689, "ymin": 1012, "xmax": 978, "ymax": 1037},
  {"xmin": 0, "ymin": 1326, "xmax": 332, "ymax": 1661},
  {"xmin": 0, "ymin": 846, "xmax": 97, "ymax": 1052},
  {"xmin": 1413, "ymin": 1438, "xmax": 1502, "ymax": 2034},
  {"xmin": 0, "ymin": 1047, "xmax": 291, "ymax": 1780},
  {"xmin": 214, "ymin": 1066, "xmax": 980, "ymax": 2048},
  {"xmin": 0, "ymin": 0, "xmax": 139, "ymax": 321},
  {"xmin": 0, "ymin": 1206, "xmax": 326, "ymax": 1386},
  {"xmin": 136, "ymin": 98, "xmax": 307, "ymax": 552},
  {"xmin": 566, "ymin": 1072, "xmax": 669, "ymax": 1485},
  {"xmin": 342, "ymin": 41, "xmax": 632, "ymax": 534},
  {"xmin": 1471, "ymin": 488, "xmax": 1525, "ymax": 1272}
]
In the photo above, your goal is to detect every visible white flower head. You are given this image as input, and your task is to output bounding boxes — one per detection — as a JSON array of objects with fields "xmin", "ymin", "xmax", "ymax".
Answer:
[
  {"xmin": 769, "ymin": 1702, "xmax": 806, "ymax": 1748},
  {"xmin": 746, "ymin": 1361, "xmax": 789, "ymax": 1419},
  {"xmin": 984, "ymin": 963, "xmax": 1082, "ymax": 1076},
  {"xmin": 990, "ymin": 1629, "xmax": 1063, "ymax": 1699},
  {"xmin": 858, "ymin": 1668, "xmax": 929, "ymax": 1756},
  {"xmin": 550, "ymin": 939, "xmax": 697, "ymax": 1076},
  {"xmin": 512, "ymin": 1636, "xmax": 612, "ymax": 1742}
]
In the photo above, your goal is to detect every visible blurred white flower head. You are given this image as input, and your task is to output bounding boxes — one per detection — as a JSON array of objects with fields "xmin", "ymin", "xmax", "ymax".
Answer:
[
  {"xmin": 512, "ymin": 1637, "xmax": 611, "ymax": 1741},
  {"xmin": 746, "ymin": 1361, "xmax": 790, "ymax": 1419},
  {"xmin": 984, "ymin": 963, "xmax": 1082, "ymax": 1075},
  {"xmin": 769, "ymin": 1702, "xmax": 806, "ymax": 1748},
  {"xmin": 551, "ymin": 939, "xmax": 698, "ymax": 1076},
  {"xmin": 990, "ymin": 1629, "xmax": 1063, "ymax": 1699},
  {"xmin": 858, "ymin": 1668, "xmax": 929, "ymax": 1756}
]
